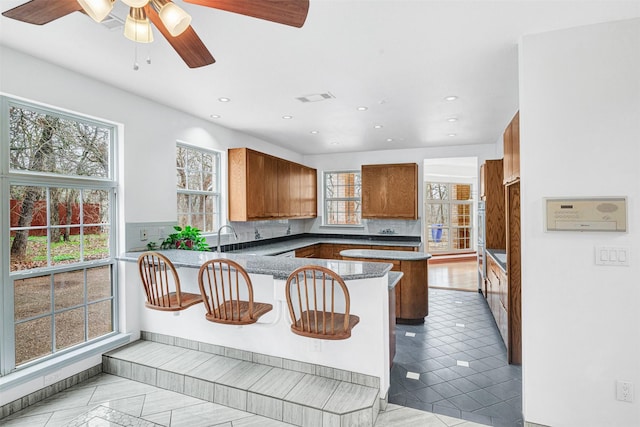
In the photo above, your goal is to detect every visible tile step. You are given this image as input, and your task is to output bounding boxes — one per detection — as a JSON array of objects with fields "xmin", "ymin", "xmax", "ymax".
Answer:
[{"xmin": 103, "ymin": 340, "xmax": 380, "ymax": 427}]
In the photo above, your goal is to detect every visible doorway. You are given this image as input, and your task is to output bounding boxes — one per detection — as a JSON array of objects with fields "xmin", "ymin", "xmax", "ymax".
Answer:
[{"xmin": 423, "ymin": 157, "xmax": 478, "ymax": 255}]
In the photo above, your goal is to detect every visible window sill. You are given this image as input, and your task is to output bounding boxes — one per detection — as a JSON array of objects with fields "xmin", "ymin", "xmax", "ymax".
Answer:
[{"xmin": 0, "ymin": 333, "xmax": 131, "ymax": 392}]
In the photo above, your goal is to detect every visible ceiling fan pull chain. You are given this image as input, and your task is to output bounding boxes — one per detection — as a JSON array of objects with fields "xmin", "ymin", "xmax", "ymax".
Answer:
[{"xmin": 146, "ymin": 45, "xmax": 152, "ymax": 65}]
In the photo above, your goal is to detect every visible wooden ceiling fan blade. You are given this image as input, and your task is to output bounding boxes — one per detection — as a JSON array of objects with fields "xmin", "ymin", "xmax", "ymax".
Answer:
[
  {"xmin": 2, "ymin": 0, "xmax": 82, "ymax": 25},
  {"xmin": 145, "ymin": 5, "xmax": 215, "ymax": 68},
  {"xmin": 184, "ymin": 0, "xmax": 309, "ymax": 28}
]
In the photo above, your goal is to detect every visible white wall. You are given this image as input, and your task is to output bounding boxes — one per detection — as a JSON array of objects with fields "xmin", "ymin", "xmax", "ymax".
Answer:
[{"xmin": 520, "ymin": 18, "xmax": 640, "ymax": 427}]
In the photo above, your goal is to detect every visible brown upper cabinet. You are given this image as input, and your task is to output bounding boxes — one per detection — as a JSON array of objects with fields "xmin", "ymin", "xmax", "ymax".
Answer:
[
  {"xmin": 228, "ymin": 148, "xmax": 317, "ymax": 221},
  {"xmin": 503, "ymin": 111, "xmax": 520, "ymax": 184},
  {"xmin": 362, "ymin": 163, "xmax": 418, "ymax": 220},
  {"xmin": 481, "ymin": 159, "xmax": 506, "ymax": 249}
]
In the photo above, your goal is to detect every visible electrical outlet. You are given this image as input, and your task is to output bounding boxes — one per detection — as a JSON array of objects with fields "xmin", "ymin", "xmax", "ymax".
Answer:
[
  {"xmin": 616, "ymin": 380, "xmax": 634, "ymax": 402},
  {"xmin": 140, "ymin": 228, "xmax": 148, "ymax": 241}
]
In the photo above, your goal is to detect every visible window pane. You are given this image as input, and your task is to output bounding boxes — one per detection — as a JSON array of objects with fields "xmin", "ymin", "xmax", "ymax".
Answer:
[
  {"xmin": 426, "ymin": 203, "xmax": 449, "ymax": 226},
  {"xmin": 452, "ymin": 184, "xmax": 472, "ymax": 201},
  {"xmin": 9, "ymin": 105, "xmax": 110, "ymax": 178},
  {"xmin": 187, "ymin": 171, "xmax": 202, "ymax": 190},
  {"xmin": 84, "ymin": 227, "xmax": 110, "ymax": 261},
  {"xmin": 51, "ymin": 227, "xmax": 81, "ymax": 265},
  {"xmin": 177, "ymin": 193, "xmax": 189, "ymax": 214},
  {"xmin": 191, "ymin": 214, "xmax": 204, "ymax": 231},
  {"xmin": 14, "ymin": 276, "xmax": 51, "ymax": 321},
  {"xmin": 49, "ymin": 188, "xmax": 81, "ymax": 232},
  {"xmin": 10, "ymin": 185, "xmax": 47, "ymax": 271},
  {"xmin": 84, "ymin": 189, "xmax": 109, "ymax": 225},
  {"xmin": 15, "ymin": 317, "xmax": 52, "ymax": 366},
  {"xmin": 55, "ymin": 308, "xmax": 85, "ymax": 351},
  {"xmin": 204, "ymin": 172, "xmax": 214, "ymax": 192},
  {"xmin": 54, "ymin": 270, "xmax": 85, "ymax": 310},
  {"xmin": 88, "ymin": 300, "xmax": 113, "ymax": 340},
  {"xmin": 426, "ymin": 183, "xmax": 449, "ymax": 200},
  {"xmin": 10, "ymin": 231, "xmax": 48, "ymax": 272},
  {"xmin": 87, "ymin": 266, "xmax": 112, "ymax": 302}
]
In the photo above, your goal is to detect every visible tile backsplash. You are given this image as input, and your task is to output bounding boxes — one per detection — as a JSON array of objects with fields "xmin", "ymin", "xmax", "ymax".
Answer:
[{"xmin": 128, "ymin": 217, "xmax": 422, "ymax": 252}]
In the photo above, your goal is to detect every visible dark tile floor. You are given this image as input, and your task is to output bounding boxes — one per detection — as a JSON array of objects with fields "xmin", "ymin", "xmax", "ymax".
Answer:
[{"xmin": 389, "ymin": 288, "xmax": 523, "ymax": 427}]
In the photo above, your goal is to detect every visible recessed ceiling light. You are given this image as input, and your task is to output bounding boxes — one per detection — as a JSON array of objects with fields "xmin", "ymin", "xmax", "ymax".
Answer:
[
  {"xmin": 447, "ymin": 117, "xmax": 458, "ymax": 122},
  {"xmin": 331, "ymin": 142, "xmax": 340, "ymax": 145},
  {"xmin": 357, "ymin": 106, "xmax": 368, "ymax": 111},
  {"xmin": 386, "ymin": 138, "xmax": 394, "ymax": 142},
  {"xmin": 218, "ymin": 97, "xmax": 231, "ymax": 102},
  {"xmin": 445, "ymin": 96, "xmax": 458, "ymax": 101},
  {"xmin": 448, "ymin": 133, "xmax": 457, "ymax": 137},
  {"xmin": 310, "ymin": 130, "xmax": 319, "ymax": 134},
  {"xmin": 209, "ymin": 114, "xmax": 220, "ymax": 119},
  {"xmin": 282, "ymin": 115, "xmax": 293, "ymax": 119},
  {"xmin": 374, "ymin": 125, "xmax": 383, "ymax": 129}
]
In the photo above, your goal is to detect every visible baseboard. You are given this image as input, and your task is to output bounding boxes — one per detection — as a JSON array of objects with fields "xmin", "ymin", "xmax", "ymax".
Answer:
[{"xmin": 0, "ymin": 364, "xmax": 102, "ymax": 419}]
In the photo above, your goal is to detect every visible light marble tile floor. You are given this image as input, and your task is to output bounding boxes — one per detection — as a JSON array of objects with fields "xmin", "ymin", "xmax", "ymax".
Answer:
[{"xmin": 1, "ymin": 373, "xmax": 486, "ymax": 427}]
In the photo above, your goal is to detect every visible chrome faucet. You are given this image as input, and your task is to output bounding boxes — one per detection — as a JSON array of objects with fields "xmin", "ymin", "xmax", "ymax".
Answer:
[{"xmin": 216, "ymin": 224, "xmax": 238, "ymax": 253}]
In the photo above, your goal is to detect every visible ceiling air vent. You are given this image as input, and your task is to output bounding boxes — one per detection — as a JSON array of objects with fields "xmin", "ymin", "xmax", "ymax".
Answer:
[{"xmin": 296, "ymin": 92, "xmax": 335, "ymax": 103}]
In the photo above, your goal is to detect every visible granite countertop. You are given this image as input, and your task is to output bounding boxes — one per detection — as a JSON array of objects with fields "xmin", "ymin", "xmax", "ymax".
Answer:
[
  {"xmin": 486, "ymin": 248, "xmax": 507, "ymax": 271},
  {"xmin": 340, "ymin": 249, "xmax": 432, "ymax": 261},
  {"xmin": 121, "ymin": 249, "xmax": 393, "ymax": 281},
  {"xmin": 226, "ymin": 235, "xmax": 420, "ymax": 256},
  {"xmin": 388, "ymin": 271, "xmax": 403, "ymax": 290}
]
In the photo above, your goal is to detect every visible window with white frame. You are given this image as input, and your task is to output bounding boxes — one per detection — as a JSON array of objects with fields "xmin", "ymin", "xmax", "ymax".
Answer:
[
  {"xmin": 2, "ymin": 98, "xmax": 117, "ymax": 372},
  {"xmin": 324, "ymin": 171, "xmax": 362, "ymax": 225},
  {"xmin": 176, "ymin": 144, "xmax": 220, "ymax": 233}
]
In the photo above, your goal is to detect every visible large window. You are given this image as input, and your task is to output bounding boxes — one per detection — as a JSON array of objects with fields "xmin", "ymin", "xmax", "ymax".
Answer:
[
  {"xmin": 324, "ymin": 171, "xmax": 361, "ymax": 225},
  {"xmin": 425, "ymin": 182, "xmax": 473, "ymax": 253},
  {"xmin": 176, "ymin": 144, "xmax": 220, "ymax": 233},
  {"xmin": 2, "ymin": 98, "xmax": 116, "ymax": 372}
]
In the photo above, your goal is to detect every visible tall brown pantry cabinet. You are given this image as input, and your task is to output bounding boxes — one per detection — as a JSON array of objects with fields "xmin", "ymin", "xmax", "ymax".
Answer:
[{"xmin": 504, "ymin": 111, "xmax": 521, "ymax": 365}]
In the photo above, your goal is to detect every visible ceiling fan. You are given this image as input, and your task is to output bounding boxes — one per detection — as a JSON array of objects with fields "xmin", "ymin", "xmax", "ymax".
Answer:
[{"xmin": 2, "ymin": 0, "xmax": 310, "ymax": 68}]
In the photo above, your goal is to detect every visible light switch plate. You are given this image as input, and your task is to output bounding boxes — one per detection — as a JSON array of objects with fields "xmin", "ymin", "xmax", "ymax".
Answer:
[{"xmin": 595, "ymin": 246, "xmax": 629, "ymax": 266}]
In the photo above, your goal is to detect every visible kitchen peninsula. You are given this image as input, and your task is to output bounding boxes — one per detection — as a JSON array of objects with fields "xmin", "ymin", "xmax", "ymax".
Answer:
[
  {"xmin": 340, "ymin": 249, "xmax": 431, "ymax": 324},
  {"xmin": 120, "ymin": 249, "xmax": 396, "ymax": 400}
]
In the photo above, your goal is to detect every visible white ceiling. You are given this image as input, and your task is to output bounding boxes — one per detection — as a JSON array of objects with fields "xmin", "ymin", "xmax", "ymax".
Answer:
[{"xmin": 1, "ymin": 1, "xmax": 639, "ymax": 155}]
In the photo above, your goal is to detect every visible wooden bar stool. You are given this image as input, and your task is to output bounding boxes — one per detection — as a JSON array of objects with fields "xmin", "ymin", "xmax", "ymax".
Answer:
[{"xmin": 285, "ymin": 265, "xmax": 359, "ymax": 339}]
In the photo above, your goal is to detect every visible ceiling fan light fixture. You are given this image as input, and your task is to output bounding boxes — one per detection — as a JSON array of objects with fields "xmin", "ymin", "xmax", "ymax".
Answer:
[
  {"xmin": 77, "ymin": 0, "xmax": 114, "ymax": 23},
  {"xmin": 122, "ymin": 0, "xmax": 149, "ymax": 7},
  {"xmin": 153, "ymin": 0, "xmax": 191, "ymax": 37},
  {"xmin": 124, "ymin": 7, "xmax": 153, "ymax": 43}
]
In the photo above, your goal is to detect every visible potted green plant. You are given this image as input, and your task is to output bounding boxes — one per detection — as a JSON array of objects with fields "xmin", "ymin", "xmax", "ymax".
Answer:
[{"xmin": 160, "ymin": 225, "xmax": 209, "ymax": 251}]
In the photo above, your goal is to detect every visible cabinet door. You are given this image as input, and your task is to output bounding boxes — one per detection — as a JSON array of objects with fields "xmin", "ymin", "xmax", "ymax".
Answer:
[
  {"xmin": 263, "ymin": 154, "xmax": 279, "ymax": 218},
  {"xmin": 503, "ymin": 111, "xmax": 520, "ymax": 184},
  {"xmin": 362, "ymin": 163, "xmax": 418, "ymax": 219},
  {"xmin": 289, "ymin": 163, "xmax": 302, "ymax": 217},
  {"xmin": 295, "ymin": 245, "xmax": 318, "ymax": 258},
  {"xmin": 246, "ymin": 150, "xmax": 266, "ymax": 219},
  {"xmin": 277, "ymin": 159, "xmax": 291, "ymax": 217},
  {"xmin": 511, "ymin": 112, "xmax": 520, "ymax": 181},
  {"xmin": 300, "ymin": 166, "xmax": 317, "ymax": 217}
]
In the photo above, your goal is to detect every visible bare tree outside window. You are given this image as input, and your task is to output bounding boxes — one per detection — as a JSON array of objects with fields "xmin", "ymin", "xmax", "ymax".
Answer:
[{"xmin": 176, "ymin": 144, "xmax": 220, "ymax": 233}]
